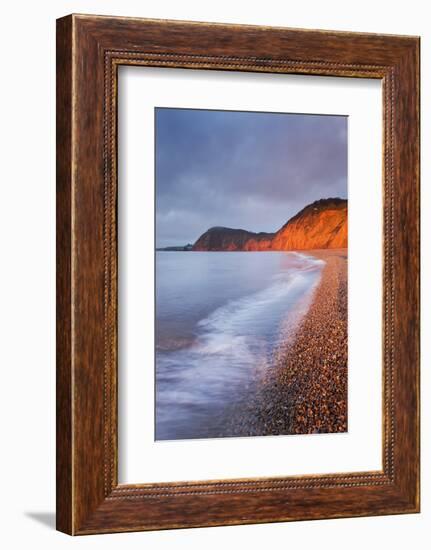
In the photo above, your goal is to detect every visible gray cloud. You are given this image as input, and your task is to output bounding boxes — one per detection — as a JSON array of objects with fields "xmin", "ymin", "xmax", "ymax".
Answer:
[{"xmin": 156, "ymin": 108, "xmax": 347, "ymax": 247}]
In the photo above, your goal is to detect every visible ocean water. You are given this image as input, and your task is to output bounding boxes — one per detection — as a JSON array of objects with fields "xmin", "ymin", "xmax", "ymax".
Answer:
[{"xmin": 155, "ymin": 251, "xmax": 324, "ymax": 440}]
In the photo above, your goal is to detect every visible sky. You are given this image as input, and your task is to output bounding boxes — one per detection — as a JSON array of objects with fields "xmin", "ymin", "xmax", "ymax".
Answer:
[{"xmin": 155, "ymin": 108, "xmax": 347, "ymax": 248}]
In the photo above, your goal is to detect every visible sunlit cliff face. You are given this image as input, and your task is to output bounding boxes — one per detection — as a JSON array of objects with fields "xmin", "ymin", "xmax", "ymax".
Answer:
[{"xmin": 193, "ymin": 198, "xmax": 347, "ymax": 252}]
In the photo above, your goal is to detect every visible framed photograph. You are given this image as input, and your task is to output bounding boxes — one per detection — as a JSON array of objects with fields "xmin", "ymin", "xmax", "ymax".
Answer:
[{"xmin": 56, "ymin": 14, "xmax": 420, "ymax": 534}]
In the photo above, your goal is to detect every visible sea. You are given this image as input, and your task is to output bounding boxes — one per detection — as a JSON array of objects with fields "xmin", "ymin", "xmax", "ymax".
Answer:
[{"xmin": 155, "ymin": 251, "xmax": 324, "ymax": 440}]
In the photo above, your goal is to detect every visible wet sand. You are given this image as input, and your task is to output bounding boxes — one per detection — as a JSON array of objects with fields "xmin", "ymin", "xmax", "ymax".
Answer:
[{"xmin": 223, "ymin": 248, "xmax": 347, "ymax": 436}]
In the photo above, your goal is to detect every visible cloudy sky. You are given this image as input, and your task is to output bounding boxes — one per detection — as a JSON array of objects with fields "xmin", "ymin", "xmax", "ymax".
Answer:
[{"xmin": 155, "ymin": 108, "xmax": 347, "ymax": 248}]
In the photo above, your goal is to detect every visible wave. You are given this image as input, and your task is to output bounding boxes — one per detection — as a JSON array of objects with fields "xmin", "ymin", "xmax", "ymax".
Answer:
[{"xmin": 155, "ymin": 252, "xmax": 324, "ymax": 439}]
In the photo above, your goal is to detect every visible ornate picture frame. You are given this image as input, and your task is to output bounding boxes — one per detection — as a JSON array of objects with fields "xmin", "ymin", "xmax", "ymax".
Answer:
[{"xmin": 56, "ymin": 14, "xmax": 420, "ymax": 534}]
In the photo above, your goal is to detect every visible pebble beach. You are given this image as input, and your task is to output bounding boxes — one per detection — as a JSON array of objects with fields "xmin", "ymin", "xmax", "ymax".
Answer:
[
  {"xmin": 223, "ymin": 248, "xmax": 348, "ymax": 436},
  {"xmin": 276, "ymin": 248, "xmax": 347, "ymax": 434}
]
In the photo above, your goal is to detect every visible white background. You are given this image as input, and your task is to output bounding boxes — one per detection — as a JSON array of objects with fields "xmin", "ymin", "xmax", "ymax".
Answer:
[
  {"xmin": 119, "ymin": 67, "xmax": 382, "ymax": 483},
  {"xmin": 0, "ymin": 1, "xmax": 428, "ymax": 548}
]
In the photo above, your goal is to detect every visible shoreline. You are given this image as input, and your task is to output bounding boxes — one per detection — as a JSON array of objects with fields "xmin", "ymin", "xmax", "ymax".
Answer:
[
  {"xmin": 261, "ymin": 247, "xmax": 348, "ymax": 434},
  {"xmin": 156, "ymin": 248, "xmax": 348, "ymax": 439},
  {"xmin": 222, "ymin": 248, "xmax": 347, "ymax": 437},
  {"xmin": 287, "ymin": 248, "xmax": 348, "ymax": 433}
]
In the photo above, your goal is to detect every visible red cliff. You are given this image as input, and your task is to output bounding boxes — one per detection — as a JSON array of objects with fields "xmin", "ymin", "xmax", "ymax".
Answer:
[{"xmin": 192, "ymin": 198, "xmax": 347, "ymax": 252}]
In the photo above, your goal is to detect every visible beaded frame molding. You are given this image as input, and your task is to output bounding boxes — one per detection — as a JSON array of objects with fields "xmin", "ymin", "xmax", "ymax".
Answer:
[{"xmin": 56, "ymin": 14, "xmax": 420, "ymax": 535}]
